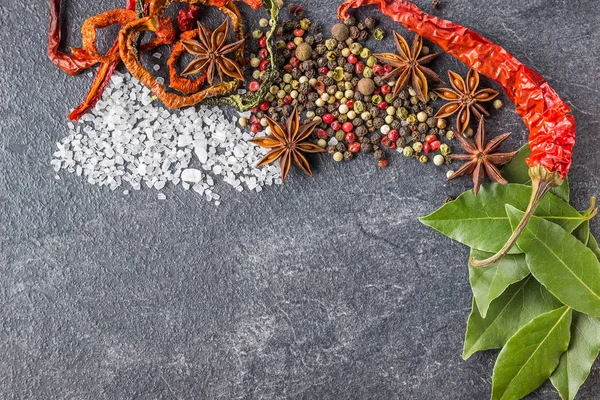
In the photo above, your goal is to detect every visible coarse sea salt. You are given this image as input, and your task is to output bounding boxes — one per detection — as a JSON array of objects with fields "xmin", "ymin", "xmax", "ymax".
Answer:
[{"xmin": 52, "ymin": 71, "xmax": 281, "ymax": 204}]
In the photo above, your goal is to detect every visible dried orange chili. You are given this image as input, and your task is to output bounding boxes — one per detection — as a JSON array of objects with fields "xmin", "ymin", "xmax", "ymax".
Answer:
[{"xmin": 338, "ymin": 0, "xmax": 577, "ymax": 266}]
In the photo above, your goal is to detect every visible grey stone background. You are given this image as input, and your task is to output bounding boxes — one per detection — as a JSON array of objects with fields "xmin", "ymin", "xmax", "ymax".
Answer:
[{"xmin": 1, "ymin": 0, "xmax": 599, "ymax": 398}]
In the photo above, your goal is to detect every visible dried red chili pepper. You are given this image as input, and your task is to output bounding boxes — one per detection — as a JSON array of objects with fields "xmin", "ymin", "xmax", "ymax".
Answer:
[
  {"xmin": 48, "ymin": 0, "xmax": 98, "ymax": 75},
  {"xmin": 338, "ymin": 0, "xmax": 577, "ymax": 266}
]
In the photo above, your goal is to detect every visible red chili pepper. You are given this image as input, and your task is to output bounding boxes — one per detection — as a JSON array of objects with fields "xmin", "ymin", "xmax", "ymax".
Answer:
[
  {"xmin": 338, "ymin": 0, "xmax": 577, "ymax": 266},
  {"xmin": 48, "ymin": 0, "xmax": 99, "ymax": 75}
]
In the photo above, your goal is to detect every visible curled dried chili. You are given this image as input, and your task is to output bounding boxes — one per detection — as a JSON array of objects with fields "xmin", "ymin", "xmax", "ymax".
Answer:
[{"xmin": 338, "ymin": 0, "xmax": 577, "ymax": 266}]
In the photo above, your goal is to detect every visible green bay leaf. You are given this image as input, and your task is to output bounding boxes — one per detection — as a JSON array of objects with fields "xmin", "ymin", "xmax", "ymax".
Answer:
[
  {"xmin": 462, "ymin": 276, "xmax": 562, "ymax": 360},
  {"xmin": 507, "ymin": 205, "xmax": 600, "ymax": 317},
  {"xmin": 550, "ymin": 312, "xmax": 600, "ymax": 400},
  {"xmin": 573, "ymin": 219, "xmax": 590, "ymax": 246},
  {"xmin": 469, "ymin": 249, "xmax": 529, "ymax": 318},
  {"xmin": 491, "ymin": 306, "xmax": 572, "ymax": 400},
  {"xmin": 501, "ymin": 144, "xmax": 570, "ymax": 201},
  {"xmin": 419, "ymin": 183, "xmax": 583, "ymax": 254},
  {"xmin": 587, "ymin": 234, "xmax": 600, "ymax": 259}
]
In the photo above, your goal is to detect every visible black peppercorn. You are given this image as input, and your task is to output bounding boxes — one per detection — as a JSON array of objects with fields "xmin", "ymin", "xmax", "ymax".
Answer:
[
  {"xmin": 403, "ymin": 100, "xmax": 411, "ymax": 108},
  {"xmin": 314, "ymin": 33, "xmax": 324, "ymax": 43},
  {"xmin": 365, "ymin": 120, "xmax": 374, "ymax": 129},
  {"xmin": 426, "ymin": 106, "xmax": 435, "ymax": 117},
  {"xmin": 374, "ymin": 119, "xmax": 386, "ymax": 130},
  {"xmin": 399, "ymin": 90, "xmax": 409, "ymax": 100},
  {"xmin": 417, "ymin": 102, "xmax": 427, "ymax": 111},
  {"xmin": 344, "ymin": 151, "xmax": 354, "ymax": 161},
  {"xmin": 357, "ymin": 22, "xmax": 366, "ymax": 30},
  {"xmin": 335, "ymin": 142, "xmax": 347, "ymax": 152},
  {"xmin": 344, "ymin": 72, "xmax": 353, "ymax": 82},
  {"xmin": 344, "ymin": 16, "xmax": 356, "ymax": 26},
  {"xmin": 393, "ymin": 98, "xmax": 403, "ymax": 108},
  {"xmin": 305, "ymin": 36, "xmax": 315, "ymax": 46},
  {"xmin": 428, "ymin": 128, "xmax": 439, "ymax": 136},
  {"xmin": 362, "ymin": 143, "xmax": 373, "ymax": 153},
  {"xmin": 305, "ymin": 69, "xmax": 316, "ymax": 79},
  {"xmin": 327, "ymin": 145, "xmax": 336, "ymax": 155},
  {"xmin": 327, "ymin": 104, "xmax": 337, "ymax": 113},
  {"xmin": 426, "ymin": 117, "xmax": 436, "ymax": 128},
  {"xmin": 315, "ymin": 107, "xmax": 326, "ymax": 116},
  {"xmin": 411, "ymin": 130, "xmax": 421, "ymax": 142},
  {"xmin": 390, "ymin": 120, "xmax": 401, "ymax": 131},
  {"xmin": 282, "ymin": 105, "xmax": 293, "ymax": 115},
  {"xmin": 373, "ymin": 149, "xmax": 385, "ymax": 161},
  {"xmin": 327, "ymin": 60, "xmax": 337, "ymax": 70},
  {"xmin": 327, "ymin": 127, "xmax": 335, "ymax": 137},
  {"xmin": 370, "ymin": 132, "xmax": 382, "ymax": 145},
  {"xmin": 373, "ymin": 76, "xmax": 384, "ymax": 86},
  {"xmin": 364, "ymin": 17, "xmax": 377, "ymax": 29},
  {"xmin": 307, "ymin": 92, "xmax": 319, "ymax": 102},
  {"xmin": 282, "ymin": 49, "xmax": 291, "ymax": 59},
  {"xmin": 354, "ymin": 92, "xmax": 364, "ymax": 102},
  {"xmin": 396, "ymin": 137, "xmax": 407, "ymax": 148},
  {"xmin": 418, "ymin": 122, "xmax": 428, "ymax": 134},
  {"xmin": 306, "ymin": 102, "xmax": 316, "ymax": 111},
  {"xmin": 433, "ymin": 0, "xmax": 442, "ymax": 10},
  {"xmin": 350, "ymin": 26, "xmax": 360, "ymax": 39},
  {"xmin": 358, "ymin": 30, "xmax": 369, "ymax": 42},
  {"xmin": 351, "ymin": 77, "xmax": 360, "ymax": 87},
  {"xmin": 356, "ymin": 126, "xmax": 368, "ymax": 136},
  {"xmin": 353, "ymin": 118, "xmax": 364, "ymax": 127},
  {"xmin": 399, "ymin": 127, "xmax": 410, "ymax": 137},
  {"xmin": 323, "ymin": 76, "xmax": 335, "ymax": 87},
  {"xmin": 344, "ymin": 63, "xmax": 355, "ymax": 73},
  {"xmin": 363, "ymin": 95, "xmax": 372, "ymax": 103},
  {"xmin": 291, "ymin": 68, "xmax": 302, "ymax": 80}
]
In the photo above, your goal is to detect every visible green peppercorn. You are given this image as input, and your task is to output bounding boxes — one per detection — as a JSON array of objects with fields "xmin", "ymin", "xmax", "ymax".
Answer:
[
  {"xmin": 317, "ymin": 139, "xmax": 327, "ymax": 148},
  {"xmin": 362, "ymin": 67, "xmax": 373, "ymax": 78},
  {"xmin": 439, "ymin": 143, "xmax": 451, "ymax": 156},
  {"xmin": 300, "ymin": 18, "xmax": 311, "ymax": 31},
  {"xmin": 333, "ymin": 67, "xmax": 345, "ymax": 81},
  {"xmin": 335, "ymin": 131, "xmax": 345, "ymax": 141},
  {"xmin": 366, "ymin": 56, "xmax": 377, "ymax": 67},
  {"xmin": 412, "ymin": 141, "xmax": 423, "ymax": 153},
  {"xmin": 419, "ymin": 155, "xmax": 429, "ymax": 164},
  {"xmin": 428, "ymin": 91, "xmax": 438, "ymax": 101},
  {"xmin": 360, "ymin": 48, "xmax": 372, "ymax": 59},
  {"xmin": 252, "ymin": 70, "xmax": 261, "ymax": 80},
  {"xmin": 446, "ymin": 130, "xmax": 455, "ymax": 140},
  {"xmin": 259, "ymin": 18, "xmax": 269, "ymax": 27},
  {"xmin": 396, "ymin": 107, "xmax": 409, "ymax": 120},
  {"xmin": 403, "ymin": 146, "xmax": 414, "ymax": 157},
  {"xmin": 350, "ymin": 42, "xmax": 363, "ymax": 55},
  {"xmin": 493, "ymin": 99, "xmax": 504, "ymax": 109},
  {"xmin": 325, "ymin": 38, "xmax": 338, "ymax": 51},
  {"xmin": 410, "ymin": 96, "xmax": 419, "ymax": 105},
  {"xmin": 252, "ymin": 29, "xmax": 263, "ymax": 39},
  {"xmin": 371, "ymin": 94, "xmax": 383, "ymax": 105},
  {"xmin": 384, "ymin": 93, "xmax": 394, "ymax": 104},
  {"xmin": 373, "ymin": 28, "xmax": 385, "ymax": 40},
  {"xmin": 407, "ymin": 114, "xmax": 418, "ymax": 126}
]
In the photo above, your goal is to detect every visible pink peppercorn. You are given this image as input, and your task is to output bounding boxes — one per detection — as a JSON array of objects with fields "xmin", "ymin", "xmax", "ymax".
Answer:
[
  {"xmin": 388, "ymin": 130, "xmax": 399, "ymax": 141},
  {"xmin": 355, "ymin": 61, "xmax": 365, "ymax": 75},
  {"xmin": 372, "ymin": 64, "xmax": 384, "ymax": 76},
  {"xmin": 259, "ymin": 60, "xmax": 270, "ymax": 71},
  {"xmin": 342, "ymin": 122, "xmax": 354, "ymax": 133},
  {"xmin": 249, "ymin": 81, "xmax": 260, "ymax": 92},
  {"xmin": 425, "ymin": 134, "xmax": 437, "ymax": 143},
  {"xmin": 259, "ymin": 100, "xmax": 270, "ymax": 111},
  {"xmin": 381, "ymin": 84, "xmax": 391, "ymax": 95},
  {"xmin": 318, "ymin": 67, "xmax": 329, "ymax": 75},
  {"xmin": 378, "ymin": 159, "xmax": 389, "ymax": 168},
  {"xmin": 345, "ymin": 132, "xmax": 356, "ymax": 143},
  {"xmin": 331, "ymin": 121, "xmax": 342, "ymax": 131},
  {"xmin": 377, "ymin": 101, "xmax": 388, "ymax": 110},
  {"xmin": 322, "ymin": 114, "xmax": 335, "ymax": 125},
  {"xmin": 258, "ymin": 48, "xmax": 268, "ymax": 59},
  {"xmin": 423, "ymin": 142, "xmax": 431, "ymax": 154},
  {"xmin": 348, "ymin": 142, "xmax": 361, "ymax": 153},
  {"xmin": 383, "ymin": 64, "xmax": 393, "ymax": 74},
  {"xmin": 251, "ymin": 123, "xmax": 262, "ymax": 133},
  {"xmin": 316, "ymin": 129, "xmax": 328, "ymax": 140},
  {"xmin": 430, "ymin": 140, "xmax": 441, "ymax": 151},
  {"xmin": 347, "ymin": 54, "xmax": 358, "ymax": 64},
  {"xmin": 346, "ymin": 99, "xmax": 355, "ymax": 108},
  {"xmin": 258, "ymin": 36, "xmax": 267, "ymax": 48}
]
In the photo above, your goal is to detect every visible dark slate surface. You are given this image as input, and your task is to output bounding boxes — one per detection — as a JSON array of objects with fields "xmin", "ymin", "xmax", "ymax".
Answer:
[{"xmin": 1, "ymin": 0, "xmax": 599, "ymax": 398}]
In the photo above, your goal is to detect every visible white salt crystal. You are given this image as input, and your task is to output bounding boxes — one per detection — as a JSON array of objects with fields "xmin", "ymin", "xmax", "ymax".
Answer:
[{"xmin": 181, "ymin": 168, "xmax": 202, "ymax": 183}]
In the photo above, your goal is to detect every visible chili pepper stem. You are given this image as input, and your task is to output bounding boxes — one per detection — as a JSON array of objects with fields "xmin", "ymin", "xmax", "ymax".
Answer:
[{"xmin": 470, "ymin": 176, "xmax": 554, "ymax": 268}]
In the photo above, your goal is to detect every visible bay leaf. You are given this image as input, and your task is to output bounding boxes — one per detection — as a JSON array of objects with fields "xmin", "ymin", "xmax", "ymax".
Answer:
[
  {"xmin": 491, "ymin": 306, "xmax": 572, "ymax": 400},
  {"xmin": 462, "ymin": 276, "xmax": 562, "ymax": 360},
  {"xmin": 501, "ymin": 144, "xmax": 570, "ymax": 202},
  {"xmin": 550, "ymin": 312, "xmax": 600, "ymax": 400},
  {"xmin": 469, "ymin": 249, "xmax": 529, "ymax": 318},
  {"xmin": 587, "ymin": 234, "xmax": 600, "ymax": 260},
  {"xmin": 507, "ymin": 205, "xmax": 600, "ymax": 317},
  {"xmin": 573, "ymin": 219, "xmax": 590, "ymax": 246},
  {"xmin": 419, "ymin": 183, "xmax": 584, "ymax": 254}
]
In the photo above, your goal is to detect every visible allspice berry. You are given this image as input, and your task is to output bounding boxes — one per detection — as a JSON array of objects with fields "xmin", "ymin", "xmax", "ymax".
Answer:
[
  {"xmin": 295, "ymin": 42, "xmax": 313, "ymax": 61},
  {"xmin": 331, "ymin": 23, "xmax": 350, "ymax": 42},
  {"xmin": 357, "ymin": 78, "xmax": 375, "ymax": 95}
]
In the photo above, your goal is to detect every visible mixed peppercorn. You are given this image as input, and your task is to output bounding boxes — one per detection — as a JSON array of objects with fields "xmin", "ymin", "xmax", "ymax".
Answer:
[{"xmin": 241, "ymin": 4, "xmax": 463, "ymax": 169}]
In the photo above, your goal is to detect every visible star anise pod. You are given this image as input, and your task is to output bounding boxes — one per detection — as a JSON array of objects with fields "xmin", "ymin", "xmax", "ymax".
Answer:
[
  {"xmin": 447, "ymin": 118, "xmax": 518, "ymax": 196},
  {"xmin": 250, "ymin": 106, "xmax": 325, "ymax": 182},
  {"xmin": 180, "ymin": 20, "xmax": 245, "ymax": 85},
  {"xmin": 373, "ymin": 32, "xmax": 443, "ymax": 102},
  {"xmin": 434, "ymin": 69, "xmax": 499, "ymax": 134}
]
